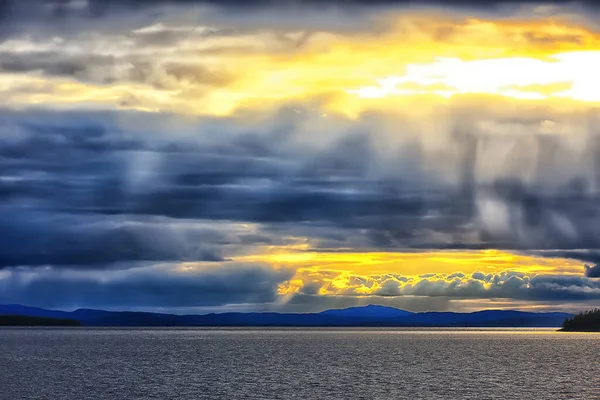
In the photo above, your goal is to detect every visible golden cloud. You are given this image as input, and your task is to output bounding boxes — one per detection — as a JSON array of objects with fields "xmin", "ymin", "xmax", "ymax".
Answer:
[{"xmin": 234, "ymin": 248, "xmax": 585, "ymax": 299}]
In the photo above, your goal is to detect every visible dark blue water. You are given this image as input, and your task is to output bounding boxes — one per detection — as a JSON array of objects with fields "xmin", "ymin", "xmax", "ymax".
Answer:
[{"xmin": 1, "ymin": 328, "xmax": 599, "ymax": 399}]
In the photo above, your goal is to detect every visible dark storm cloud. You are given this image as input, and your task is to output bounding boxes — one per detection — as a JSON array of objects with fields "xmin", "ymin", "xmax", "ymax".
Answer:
[
  {"xmin": 0, "ymin": 263, "xmax": 294, "ymax": 308},
  {"xmin": 0, "ymin": 107, "xmax": 474, "ymax": 269},
  {"xmin": 19, "ymin": 0, "xmax": 600, "ymax": 11},
  {"xmin": 476, "ymin": 178, "xmax": 600, "ymax": 251},
  {"xmin": 0, "ymin": 209, "xmax": 232, "ymax": 268},
  {"xmin": 1, "ymin": 0, "xmax": 599, "ymax": 40},
  {"xmin": 3, "ymin": 107, "xmax": 600, "ymax": 271},
  {"xmin": 584, "ymin": 264, "xmax": 600, "ymax": 278}
]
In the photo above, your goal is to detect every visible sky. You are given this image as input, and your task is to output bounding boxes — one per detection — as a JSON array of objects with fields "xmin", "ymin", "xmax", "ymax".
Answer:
[{"xmin": 2, "ymin": 0, "xmax": 600, "ymax": 313}]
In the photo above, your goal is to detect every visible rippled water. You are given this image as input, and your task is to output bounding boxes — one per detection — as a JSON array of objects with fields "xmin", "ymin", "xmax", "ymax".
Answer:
[{"xmin": 1, "ymin": 328, "xmax": 599, "ymax": 399}]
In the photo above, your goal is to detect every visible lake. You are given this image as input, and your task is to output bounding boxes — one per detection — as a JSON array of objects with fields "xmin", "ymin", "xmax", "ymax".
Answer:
[{"xmin": 1, "ymin": 328, "xmax": 599, "ymax": 399}]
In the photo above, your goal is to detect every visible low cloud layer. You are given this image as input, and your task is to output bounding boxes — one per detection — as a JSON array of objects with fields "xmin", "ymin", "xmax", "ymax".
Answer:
[
  {"xmin": 0, "ymin": 262, "xmax": 293, "ymax": 309},
  {"xmin": 3, "ymin": 264, "xmax": 599, "ymax": 310},
  {"xmin": 301, "ymin": 270, "xmax": 600, "ymax": 301}
]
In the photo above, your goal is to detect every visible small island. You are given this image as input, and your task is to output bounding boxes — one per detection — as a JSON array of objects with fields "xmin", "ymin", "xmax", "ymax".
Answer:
[
  {"xmin": 560, "ymin": 309, "xmax": 600, "ymax": 332},
  {"xmin": 0, "ymin": 315, "xmax": 80, "ymax": 327}
]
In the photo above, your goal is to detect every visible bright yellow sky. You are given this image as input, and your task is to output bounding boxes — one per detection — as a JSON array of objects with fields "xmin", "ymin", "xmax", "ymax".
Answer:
[
  {"xmin": 232, "ymin": 248, "xmax": 584, "ymax": 298},
  {"xmin": 4, "ymin": 12, "xmax": 600, "ymax": 117},
  {"xmin": 237, "ymin": 249, "xmax": 581, "ymax": 276}
]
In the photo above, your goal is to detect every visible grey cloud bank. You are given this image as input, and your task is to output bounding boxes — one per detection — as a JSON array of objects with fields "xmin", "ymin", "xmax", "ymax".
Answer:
[
  {"xmin": 0, "ymin": 262, "xmax": 293, "ymax": 309},
  {"xmin": 2, "ymin": 108, "xmax": 600, "ymax": 253}
]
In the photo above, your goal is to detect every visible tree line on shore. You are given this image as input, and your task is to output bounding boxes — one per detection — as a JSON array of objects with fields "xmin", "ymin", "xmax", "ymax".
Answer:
[
  {"xmin": 0, "ymin": 315, "xmax": 80, "ymax": 326},
  {"xmin": 561, "ymin": 309, "xmax": 600, "ymax": 332}
]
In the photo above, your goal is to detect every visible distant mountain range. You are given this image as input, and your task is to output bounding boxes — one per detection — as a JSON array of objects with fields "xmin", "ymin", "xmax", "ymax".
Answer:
[{"xmin": 0, "ymin": 304, "xmax": 572, "ymax": 327}]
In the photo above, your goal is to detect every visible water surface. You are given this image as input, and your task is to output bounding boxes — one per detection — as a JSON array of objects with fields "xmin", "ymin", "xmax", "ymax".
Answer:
[{"xmin": 1, "ymin": 328, "xmax": 598, "ymax": 399}]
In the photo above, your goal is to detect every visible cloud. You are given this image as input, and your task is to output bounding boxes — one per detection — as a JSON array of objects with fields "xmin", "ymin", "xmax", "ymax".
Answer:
[
  {"xmin": 0, "ymin": 49, "xmax": 234, "ymax": 90},
  {"xmin": 0, "ymin": 209, "xmax": 238, "ymax": 268},
  {"xmin": 584, "ymin": 264, "xmax": 600, "ymax": 278},
  {"xmin": 2, "ymin": 261, "xmax": 596, "ymax": 311},
  {"xmin": 0, "ymin": 108, "xmax": 454, "ymax": 262},
  {"xmin": 1, "ymin": 105, "xmax": 600, "ymax": 268},
  {"xmin": 2, "ymin": 1, "xmax": 600, "ymax": 115},
  {"xmin": 0, "ymin": 262, "xmax": 294, "ymax": 308},
  {"xmin": 288, "ymin": 269, "xmax": 600, "ymax": 301}
]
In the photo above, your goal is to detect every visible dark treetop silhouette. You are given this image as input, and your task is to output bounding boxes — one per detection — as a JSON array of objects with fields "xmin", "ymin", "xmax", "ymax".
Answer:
[{"xmin": 560, "ymin": 309, "xmax": 600, "ymax": 332}]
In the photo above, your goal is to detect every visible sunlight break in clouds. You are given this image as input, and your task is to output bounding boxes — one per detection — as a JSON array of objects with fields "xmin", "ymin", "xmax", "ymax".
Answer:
[
  {"xmin": 348, "ymin": 52, "xmax": 600, "ymax": 102},
  {"xmin": 1, "ymin": 0, "xmax": 600, "ymax": 313}
]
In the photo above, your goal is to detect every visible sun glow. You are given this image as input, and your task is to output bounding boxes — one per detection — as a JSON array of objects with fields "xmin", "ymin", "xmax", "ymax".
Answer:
[
  {"xmin": 237, "ymin": 249, "xmax": 583, "ymax": 276},
  {"xmin": 346, "ymin": 51, "xmax": 600, "ymax": 103}
]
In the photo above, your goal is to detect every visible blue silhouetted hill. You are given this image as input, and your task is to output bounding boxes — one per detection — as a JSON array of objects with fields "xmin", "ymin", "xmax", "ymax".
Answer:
[
  {"xmin": 1, "ymin": 304, "xmax": 572, "ymax": 327},
  {"xmin": 560, "ymin": 309, "xmax": 600, "ymax": 332},
  {"xmin": 319, "ymin": 304, "xmax": 413, "ymax": 318}
]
